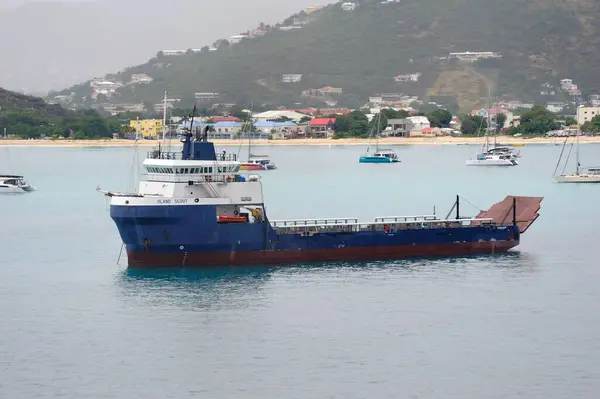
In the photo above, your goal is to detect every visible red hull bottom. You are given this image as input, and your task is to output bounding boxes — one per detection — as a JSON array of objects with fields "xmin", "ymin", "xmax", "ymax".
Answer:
[{"xmin": 127, "ymin": 240, "xmax": 519, "ymax": 267}]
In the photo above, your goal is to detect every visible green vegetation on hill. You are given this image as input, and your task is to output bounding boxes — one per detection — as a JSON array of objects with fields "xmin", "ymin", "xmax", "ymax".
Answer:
[
  {"xmin": 55, "ymin": 0, "xmax": 600, "ymax": 112},
  {"xmin": 0, "ymin": 88, "xmax": 120, "ymax": 139}
]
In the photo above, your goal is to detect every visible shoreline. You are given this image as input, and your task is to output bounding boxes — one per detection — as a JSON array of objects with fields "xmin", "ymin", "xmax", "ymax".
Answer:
[{"xmin": 1, "ymin": 136, "xmax": 597, "ymax": 147}]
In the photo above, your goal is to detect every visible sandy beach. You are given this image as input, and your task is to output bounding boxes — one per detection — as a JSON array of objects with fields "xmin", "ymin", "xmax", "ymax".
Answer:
[{"xmin": 1, "ymin": 136, "xmax": 598, "ymax": 147}]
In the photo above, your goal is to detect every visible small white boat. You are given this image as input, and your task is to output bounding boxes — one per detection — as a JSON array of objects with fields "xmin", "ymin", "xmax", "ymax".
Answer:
[
  {"xmin": 0, "ymin": 175, "xmax": 36, "ymax": 193},
  {"xmin": 466, "ymin": 153, "xmax": 518, "ymax": 166},
  {"xmin": 553, "ymin": 125, "xmax": 600, "ymax": 183}
]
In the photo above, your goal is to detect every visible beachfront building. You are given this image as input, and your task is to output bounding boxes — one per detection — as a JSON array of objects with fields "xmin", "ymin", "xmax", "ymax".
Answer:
[
  {"xmin": 253, "ymin": 121, "xmax": 297, "ymax": 139},
  {"xmin": 253, "ymin": 110, "xmax": 309, "ymax": 123},
  {"xmin": 309, "ymin": 118, "xmax": 336, "ymax": 138},
  {"xmin": 130, "ymin": 119, "xmax": 163, "ymax": 138},
  {"xmin": 385, "ymin": 119, "xmax": 411, "ymax": 137},
  {"xmin": 576, "ymin": 106, "xmax": 600, "ymax": 125}
]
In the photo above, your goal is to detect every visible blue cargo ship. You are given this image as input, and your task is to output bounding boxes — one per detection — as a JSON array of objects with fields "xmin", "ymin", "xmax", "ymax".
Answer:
[{"xmin": 99, "ymin": 128, "xmax": 542, "ymax": 268}]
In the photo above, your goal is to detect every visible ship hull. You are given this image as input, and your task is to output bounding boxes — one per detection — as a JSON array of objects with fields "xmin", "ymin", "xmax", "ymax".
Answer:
[{"xmin": 125, "ymin": 240, "xmax": 518, "ymax": 267}]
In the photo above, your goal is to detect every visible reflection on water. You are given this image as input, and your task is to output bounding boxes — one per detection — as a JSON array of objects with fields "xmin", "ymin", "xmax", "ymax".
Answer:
[
  {"xmin": 116, "ymin": 266, "xmax": 278, "ymax": 310},
  {"xmin": 115, "ymin": 252, "xmax": 536, "ymax": 310}
]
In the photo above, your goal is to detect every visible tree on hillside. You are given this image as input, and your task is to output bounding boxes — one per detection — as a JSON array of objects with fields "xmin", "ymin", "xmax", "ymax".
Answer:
[
  {"xmin": 427, "ymin": 109, "xmax": 452, "ymax": 128},
  {"xmin": 334, "ymin": 110, "xmax": 370, "ymax": 137},
  {"xmin": 508, "ymin": 105, "xmax": 559, "ymax": 135},
  {"xmin": 495, "ymin": 113, "xmax": 507, "ymax": 133},
  {"xmin": 460, "ymin": 115, "xmax": 487, "ymax": 135},
  {"xmin": 581, "ymin": 115, "xmax": 600, "ymax": 133}
]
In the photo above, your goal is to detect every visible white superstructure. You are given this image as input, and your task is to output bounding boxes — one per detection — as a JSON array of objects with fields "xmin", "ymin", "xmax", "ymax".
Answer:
[{"xmin": 0, "ymin": 175, "xmax": 36, "ymax": 194}]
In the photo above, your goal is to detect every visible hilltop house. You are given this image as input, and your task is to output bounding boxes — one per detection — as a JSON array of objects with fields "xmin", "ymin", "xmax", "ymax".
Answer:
[
  {"xmin": 546, "ymin": 102, "xmax": 566, "ymax": 113},
  {"xmin": 341, "ymin": 2, "xmax": 357, "ymax": 11},
  {"xmin": 309, "ymin": 118, "xmax": 336, "ymax": 137},
  {"xmin": 282, "ymin": 74, "xmax": 303, "ymax": 83},
  {"xmin": 394, "ymin": 73, "xmax": 421, "ymax": 82},
  {"xmin": 229, "ymin": 35, "xmax": 248, "ymax": 44},
  {"xmin": 130, "ymin": 74, "xmax": 153, "ymax": 84}
]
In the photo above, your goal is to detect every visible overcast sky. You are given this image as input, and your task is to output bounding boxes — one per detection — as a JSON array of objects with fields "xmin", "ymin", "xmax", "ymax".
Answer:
[{"xmin": 0, "ymin": 0, "xmax": 334, "ymax": 93}]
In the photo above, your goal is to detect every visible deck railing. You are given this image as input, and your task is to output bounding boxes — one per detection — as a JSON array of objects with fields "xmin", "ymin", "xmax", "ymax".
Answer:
[
  {"xmin": 271, "ymin": 218, "xmax": 359, "ymax": 227},
  {"xmin": 146, "ymin": 151, "xmax": 238, "ymax": 161},
  {"xmin": 271, "ymin": 217, "xmax": 497, "ymax": 235},
  {"xmin": 141, "ymin": 173, "xmax": 245, "ymax": 184}
]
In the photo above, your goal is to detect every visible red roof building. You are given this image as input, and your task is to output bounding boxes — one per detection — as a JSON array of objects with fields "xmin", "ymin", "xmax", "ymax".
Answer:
[
  {"xmin": 309, "ymin": 117, "xmax": 336, "ymax": 127},
  {"xmin": 210, "ymin": 116, "xmax": 241, "ymax": 122}
]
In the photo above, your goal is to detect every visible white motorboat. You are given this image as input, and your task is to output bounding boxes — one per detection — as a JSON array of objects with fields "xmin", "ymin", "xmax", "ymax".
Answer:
[{"xmin": 0, "ymin": 175, "xmax": 36, "ymax": 193}]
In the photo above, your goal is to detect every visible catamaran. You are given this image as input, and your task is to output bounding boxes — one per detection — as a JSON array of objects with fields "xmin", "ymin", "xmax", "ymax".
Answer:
[
  {"xmin": 359, "ymin": 112, "xmax": 400, "ymax": 163},
  {"xmin": 553, "ymin": 125, "xmax": 600, "ymax": 183},
  {"xmin": 239, "ymin": 120, "xmax": 277, "ymax": 170},
  {"xmin": 466, "ymin": 88, "xmax": 518, "ymax": 167},
  {"xmin": 1, "ymin": 129, "xmax": 36, "ymax": 193},
  {"xmin": 0, "ymin": 175, "xmax": 36, "ymax": 193}
]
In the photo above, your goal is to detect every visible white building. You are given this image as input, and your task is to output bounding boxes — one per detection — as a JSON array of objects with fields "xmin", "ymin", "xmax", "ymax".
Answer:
[
  {"xmin": 406, "ymin": 116, "xmax": 431, "ymax": 131},
  {"xmin": 253, "ymin": 110, "xmax": 309, "ymax": 123},
  {"xmin": 130, "ymin": 74, "xmax": 153, "ymax": 84},
  {"xmin": 341, "ymin": 2, "xmax": 357, "ymax": 11},
  {"xmin": 229, "ymin": 35, "xmax": 248, "ymax": 44},
  {"xmin": 576, "ymin": 106, "xmax": 600, "ymax": 125},
  {"xmin": 546, "ymin": 102, "xmax": 566, "ymax": 113},
  {"xmin": 282, "ymin": 74, "xmax": 303, "ymax": 83},
  {"xmin": 194, "ymin": 92, "xmax": 220, "ymax": 101},
  {"xmin": 394, "ymin": 73, "xmax": 421, "ymax": 82},
  {"xmin": 560, "ymin": 79, "xmax": 574, "ymax": 89},
  {"xmin": 162, "ymin": 50, "xmax": 186, "ymax": 56},
  {"xmin": 448, "ymin": 51, "xmax": 502, "ymax": 62}
]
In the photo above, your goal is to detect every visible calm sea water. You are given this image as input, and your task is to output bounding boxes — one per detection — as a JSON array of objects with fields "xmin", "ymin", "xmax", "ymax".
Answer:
[{"xmin": 2, "ymin": 143, "xmax": 600, "ymax": 398}]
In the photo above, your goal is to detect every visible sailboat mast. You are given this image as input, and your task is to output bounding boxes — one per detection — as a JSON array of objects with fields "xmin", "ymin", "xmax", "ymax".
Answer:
[
  {"xmin": 162, "ymin": 91, "xmax": 168, "ymax": 148},
  {"xmin": 487, "ymin": 85, "xmax": 493, "ymax": 151},
  {"xmin": 576, "ymin": 124, "xmax": 580, "ymax": 175}
]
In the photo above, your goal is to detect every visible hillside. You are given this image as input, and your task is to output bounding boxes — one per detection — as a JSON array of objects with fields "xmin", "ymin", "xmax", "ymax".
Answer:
[
  {"xmin": 0, "ymin": 87, "xmax": 118, "ymax": 139},
  {"xmin": 53, "ymin": 0, "xmax": 600, "ymax": 112}
]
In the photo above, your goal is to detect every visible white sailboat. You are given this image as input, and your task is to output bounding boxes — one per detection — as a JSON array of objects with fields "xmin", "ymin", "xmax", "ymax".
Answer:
[{"xmin": 553, "ymin": 125, "xmax": 600, "ymax": 183}]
